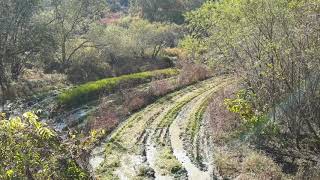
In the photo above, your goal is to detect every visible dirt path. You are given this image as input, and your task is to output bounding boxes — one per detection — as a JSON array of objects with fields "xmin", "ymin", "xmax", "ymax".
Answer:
[
  {"xmin": 169, "ymin": 91, "xmax": 214, "ymax": 180},
  {"xmin": 89, "ymin": 76, "xmax": 234, "ymax": 179}
]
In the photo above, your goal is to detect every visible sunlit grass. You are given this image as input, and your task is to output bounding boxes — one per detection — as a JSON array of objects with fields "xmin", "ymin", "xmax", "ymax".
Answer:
[{"xmin": 58, "ymin": 68, "xmax": 179, "ymax": 107}]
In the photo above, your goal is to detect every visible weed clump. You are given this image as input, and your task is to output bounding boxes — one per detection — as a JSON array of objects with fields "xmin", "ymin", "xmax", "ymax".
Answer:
[
  {"xmin": 156, "ymin": 147, "xmax": 185, "ymax": 176},
  {"xmin": 214, "ymin": 146, "xmax": 285, "ymax": 180}
]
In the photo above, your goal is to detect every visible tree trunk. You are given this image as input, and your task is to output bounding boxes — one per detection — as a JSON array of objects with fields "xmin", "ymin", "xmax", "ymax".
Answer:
[
  {"xmin": 0, "ymin": 61, "xmax": 8, "ymax": 108},
  {"xmin": 61, "ymin": 36, "xmax": 67, "ymax": 72},
  {"xmin": 11, "ymin": 58, "xmax": 23, "ymax": 81}
]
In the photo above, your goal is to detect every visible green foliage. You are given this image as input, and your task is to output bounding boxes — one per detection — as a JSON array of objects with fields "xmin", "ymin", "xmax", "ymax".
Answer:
[
  {"xmin": 184, "ymin": 1, "xmax": 320, "ymax": 167},
  {"xmin": 0, "ymin": 0, "xmax": 50, "ymax": 100},
  {"xmin": 224, "ymin": 90, "xmax": 255, "ymax": 121},
  {"xmin": 58, "ymin": 68, "xmax": 179, "ymax": 107},
  {"xmin": 0, "ymin": 112, "xmax": 88, "ymax": 179},
  {"xmin": 66, "ymin": 41, "xmax": 113, "ymax": 83},
  {"xmin": 184, "ymin": 1, "xmax": 217, "ymax": 38},
  {"xmin": 42, "ymin": 0, "xmax": 107, "ymax": 72},
  {"xmin": 186, "ymin": 98, "xmax": 209, "ymax": 142},
  {"xmin": 224, "ymin": 90, "xmax": 280, "ymax": 138},
  {"xmin": 179, "ymin": 35, "xmax": 207, "ymax": 62},
  {"xmin": 92, "ymin": 18, "xmax": 181, "ymax": 58},
  {"xmin": 130, "ymin": 0, "xmax": 205, "ymax": 24},
  {"xmin": 64, "ymin": 160, "xmax": 88, "ymax": 179}
]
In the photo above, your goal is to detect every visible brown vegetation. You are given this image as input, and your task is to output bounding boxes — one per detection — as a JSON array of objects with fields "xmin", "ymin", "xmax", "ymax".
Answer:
[
  {"xmin": 206, "ymin": 84, "xmax": 239, "ymax": 142},
  {"xmin": 178, "ymin": 63, "xmax": 210, "ymax": 86},
  {"xmin": 88, "ymin": 104, "xmax": 120, "ymax": 133},
  {"xmin": 205, "ymin": 84, "xmax": 286, "ymax": 179},
  {"xmin": 150, "ymin": 79, "xmax": 176, "ymax": 97}
]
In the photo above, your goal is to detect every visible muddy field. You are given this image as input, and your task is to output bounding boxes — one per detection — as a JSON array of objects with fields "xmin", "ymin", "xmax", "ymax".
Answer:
[{"xmin": 89, "ymin": 76, "xmax": 236, "ymax": 179}]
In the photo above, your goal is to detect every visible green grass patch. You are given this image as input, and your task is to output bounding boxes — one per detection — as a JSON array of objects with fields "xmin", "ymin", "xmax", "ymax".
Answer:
[
  {"xmin": 158, "ymin": 99, "xmax": 191, "ymax": 128},
  {"xmin": 58, "ymin": 68, "xmax": 179, "ymax": 107},
  {"xmin": 156, "ymin": 147, "xmax": 184, "ymax": 176},
  {"xmin": 186, "ymin": 99, "xmax": 210, "ymax": 142}
]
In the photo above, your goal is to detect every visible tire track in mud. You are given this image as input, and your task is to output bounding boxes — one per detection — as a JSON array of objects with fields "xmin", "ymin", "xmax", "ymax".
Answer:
[
  {"xmin": 89, "ymin": 80, "xmax": 202, "ymax": 178},
  {"xmin": 168, "ymin": 80, "xmax": 232, "ymax": 180},
  {"xmin": 89, "ymin": 76, "xmax": 233, "ymax": 179},
  {"xmin": 169, "ymin": 91, "xmax": 215, "ymax": 180}
]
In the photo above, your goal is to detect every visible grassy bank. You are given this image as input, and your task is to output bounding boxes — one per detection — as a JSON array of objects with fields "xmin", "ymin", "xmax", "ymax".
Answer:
[{"xmin": 58, "ymin": 68, "xmax": 179, "ymax": 107}]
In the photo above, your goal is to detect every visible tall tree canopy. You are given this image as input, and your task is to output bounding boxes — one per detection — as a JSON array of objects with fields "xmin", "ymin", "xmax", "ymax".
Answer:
[{"xmin": 0, "ymin": 0, "xmax": 47, "ymax": 102}]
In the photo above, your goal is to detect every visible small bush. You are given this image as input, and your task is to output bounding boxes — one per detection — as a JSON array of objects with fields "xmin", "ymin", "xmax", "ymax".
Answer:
[
  {"xmin": 0, "ymin": 112, "xmax": 88, "ymax": 179},
  {"xmin": 178, "ymin": 63, "xmax": 210, "ymax": 86},
  {"xmin": 150, "ymin": 79, "xmax": 175, "ymax": 96},
  {"xmin": 241, "ymin": 152, "xmax": 282, "ymax": 179},
  {"xmin": 122, "ymin": 88, "xmax": 157, "ymax": 113},
  {"xmin": 67, "ymin": 57, "xmax": 113, "ymax": 84},
  {"xmin": 214, "ymin": 148, "xmax": 240, "ymax": 178}
]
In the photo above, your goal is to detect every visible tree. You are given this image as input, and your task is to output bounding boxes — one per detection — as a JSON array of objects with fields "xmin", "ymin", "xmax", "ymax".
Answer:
[
  {"xmin": 0, "ymin": 0, "xmax": 48, "ymax": 105},
  {"xmin": 183, "ymin": 0, "xmax": 320, "ymax": 159},
  {"xmin": 48, "ymin": 0, "xmax": 106, "ymax": 72},
  {"xmin": 129, "ymin": 0, "xmax": 205, "ymax": 24},
  {"xmin": 91, "ymin": 18, "xmax": 180, "ymax": 59}
]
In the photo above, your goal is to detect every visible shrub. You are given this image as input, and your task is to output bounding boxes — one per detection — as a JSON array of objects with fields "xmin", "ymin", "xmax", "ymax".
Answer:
[
  {"xmin": 178, "ymin": 63, "xmax": 209, "ymax": 86},
  {"xmin": 150, "ymin": 79, "xmax": 176, "ymax": 96},
  {"xmin": 241, "ymin": 152, "xmax": 282, "ymax": 179},
  {"xmin": 214, "ymin": 148, "xmax": 240, "ymax": 178},
  {"xmin": 122, "ymin": 90, "xmax": 153, "ymax": 112},
  {"xmin": 136, "ymin": 165, "xmax": 155, "ymax": 177},
  {"xmin": 67, "ymin": 57, "xmax": 113, "ymax": 84},
  {"xmin": 224, "ymin": 89, "xmax": 256, "ymax": 121},
  {"xmin": 58, "ymin": 68, "xmax": 179, "ymax": 107},
  {"xmin": 0, "ymin": 112, "xmax": 87, "ymax": 179}
]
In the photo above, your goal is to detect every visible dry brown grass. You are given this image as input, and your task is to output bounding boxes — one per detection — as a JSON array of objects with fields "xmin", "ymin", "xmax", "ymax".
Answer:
[
  {"xmin": 88, "ymin": 102, "xmax": 120, "ymax": 132},
  {"xmin": 150, "ymin": 79, "xmax": 176, "ymax": 96},
  {"xmin": 240, "ymin": 151, "xmax": 283, "ymax": 180},
  {"xmin": 164, "ymin": 48, "xmax": 188, "ymax": 60},
  {"xmin": 122, "ymin": 89, "xmax": 153, "ymax": 112},
  {"xmin": 178, "ymin": 63, "xmax": 210, "ymax": 86},
  {"xmin": 214, "ymin": 146, "xmax": 284, "ymax": 180},
  {"xmin": 207, "ymin": 83, "xmax": 285, "ymax": 179},
  {"xmin": 206, "ymin": 84, "xmax": 240, "ymax": 143},
  {"xmin": 89, "ymin": 110, "xmax": 119, "ymax": 132},
  {"xmin": 214, "ymin": 147, "xmax": 240, "ymax": 178}
]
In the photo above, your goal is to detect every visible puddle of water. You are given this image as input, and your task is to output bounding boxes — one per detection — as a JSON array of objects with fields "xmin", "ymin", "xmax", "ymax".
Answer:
[{"xmin": 146, "ymin": 132, "xmax": 173, "ymax": 180}]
